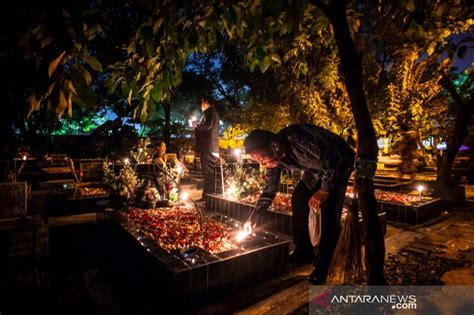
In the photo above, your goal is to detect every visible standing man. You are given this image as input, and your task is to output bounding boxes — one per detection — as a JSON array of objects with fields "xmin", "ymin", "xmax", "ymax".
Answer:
[
  {"xmin": 194, "ymin": 98, "xmax": 220, "ymax": 201},
  {"xmin": 243, "ymin": 124, "xmax": 355, "ymax": 285}
]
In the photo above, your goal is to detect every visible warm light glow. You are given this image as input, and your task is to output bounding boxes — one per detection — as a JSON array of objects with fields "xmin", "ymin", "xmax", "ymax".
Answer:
[
  {"xmin": 188, "ymin": 116, "xmax": 197, "ymax": 128},
  {"xmin": 22, "ymin": 155, "xmax": 27, "ymax": 161},
  {"xmin": 225, "ymin": 185, "xmax": 237, "ymax": 199},
  {"xmin": 417, "ymin": 184, "xmax": 424, "ymax": 201},
  {"xmin": 180, "ymin": 192, "xmax": 189, "ymax": 201},
  {"xmin": 124, "ymin": 158, "xmax": 130, "ymax": 165},
  {"xmin": 417, "ymin": 185, "xmax": 424, "ymax": 193},
  {"xmin": 233, "ymin": 148, "xmax": 242, "ymax": 157},
  {"xmin": 176, "ymin": 163, "xmax": 183, "ymax": 175},
  {"xmin": 347, "ymin": 192, "xmax": 355, "ymax": 199},
  {"xmin": 235, "ymin": 230, "xmax": 250, "ymax": 242}
]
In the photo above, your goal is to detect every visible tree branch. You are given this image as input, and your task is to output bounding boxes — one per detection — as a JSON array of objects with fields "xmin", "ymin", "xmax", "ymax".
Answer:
[{"xmin": 441, "ymin": 74, "xmax": 467, "ymax": 114}]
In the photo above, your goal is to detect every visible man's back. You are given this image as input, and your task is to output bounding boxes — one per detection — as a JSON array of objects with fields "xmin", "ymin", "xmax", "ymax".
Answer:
[{"xmin": 195, "ymin": 106, "xmax": 220, "ymax": 153}]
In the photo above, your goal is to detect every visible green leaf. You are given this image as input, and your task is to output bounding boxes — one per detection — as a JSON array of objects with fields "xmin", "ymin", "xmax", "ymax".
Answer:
[
  {"xmin": 146, "ymin": 41, "xmax": 154, "ymax": 57},
  {"xmin": 71, "ymin": 68, "xmax": 97, "ymax": 108},
  {"xmin": 271, "ymin": 53, "xmax": 281, "ymax": 65},
  {"xmin": 107, "ymin": 77, "xmax": 124, "ymax": 95},
  {"xmin": 67, "ymin": 92, "xmax": 73, "ymax": 118},
  {"xmin": 405, "ymin": 0, "xmax": 415, "ymax": 12},
  {"xmin": 48, "ymin": 51, "xmax": 66, "ymax": 78},
  {"xmin": 249, "ymin": 58, "xmax": 259, "ymax": 73},
  {"xmin": 260, "ymin": 56, "xmax": 271, "ymax": 73},
  {"xmin": 151, "ymin": 84, "xmax": 162, "ymax": 103},
  {"xmin": 27, "ymin": 94, "xmax": 41, "ymax": 118},
  {"xmin": 121, "ymin": 81, "xmax": 131, "ymax": 98},
  {"xmin": 82, "ymin": 54, "xmax": 103, "ymax": 72},
  {"xmin": 56, "ymin": 90, "xmax": 68, "ymax": 118},
  {"xmin": 165, "ymin": 23, "xmax": 177, "ymax": 43},
  {"xmin": 148, "ymin": 100, "xmax": 157, "ymax": 117},
  {"xmin": 72, "ymin": 64, "xmax": 92, "ymax": 85},
  {"xmin": 434, "ymin": 4, "xmax": 445, "ymax": 18},
  {"xmin": 140, "ymin": 103, "xmax": 148, "ymax": 123},
  {"xmin": 153, "ymin": 18, "xmax": 164, "ymax": 35},
  {"xmin": 65, "ymin": 80, "xmax": 78, "ymax": 96}
]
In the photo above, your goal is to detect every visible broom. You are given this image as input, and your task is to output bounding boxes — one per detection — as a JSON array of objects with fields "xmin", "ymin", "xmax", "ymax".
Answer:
[{"xmin": 326, "ymin": 179, "xmax": 364, "ymax": 285}]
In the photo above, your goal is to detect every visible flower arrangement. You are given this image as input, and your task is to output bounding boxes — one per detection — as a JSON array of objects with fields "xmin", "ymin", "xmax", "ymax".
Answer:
[
  {"xmin": 103, "ymin": 160, "xmax": 139, "ymax": 207},
  {"xmin": 223, "ymin": 164, "xmax": 264, "ymax": 200},
  {"xmin": 156, "ymin": 164, "xmax": 180, "ymax": 204},
  {"xmin": 130, "ymin": 137, "xmax": 151, "ymax": 164},
  {"xmin": 142, "ymin": 187, "xmax": 160, "ymax": 203}
]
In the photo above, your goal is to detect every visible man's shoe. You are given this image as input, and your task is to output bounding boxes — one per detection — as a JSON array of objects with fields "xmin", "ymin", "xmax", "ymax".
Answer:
[
  {"xmin": 288, "ymin": 248, "xmax": 313, "ymax": 264},
  {"xmin": 308, "ymin": 267, "xmax": 327, "ymax": 285}
]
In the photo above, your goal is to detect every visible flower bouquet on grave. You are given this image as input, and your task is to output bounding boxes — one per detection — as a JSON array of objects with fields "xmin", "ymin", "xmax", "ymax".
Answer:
[{"xmin": 103, "ymin": 160, "xmax": 139, "ymax": 209}]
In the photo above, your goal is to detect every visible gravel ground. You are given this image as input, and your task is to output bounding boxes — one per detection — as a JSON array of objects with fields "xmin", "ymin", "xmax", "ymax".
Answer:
[{"xmin": 384, "ymin": 250, "xmax": 465, "ymax": 285}]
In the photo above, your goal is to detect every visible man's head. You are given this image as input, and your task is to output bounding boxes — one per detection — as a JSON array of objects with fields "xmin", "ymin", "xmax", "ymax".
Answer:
[
  {"xmin": 201, "ymin": 98, "xmax": 212, "ymax": 112},
  {"xmin": 244, "ymin": 129, "xmax": 282, "ymax": 168}
]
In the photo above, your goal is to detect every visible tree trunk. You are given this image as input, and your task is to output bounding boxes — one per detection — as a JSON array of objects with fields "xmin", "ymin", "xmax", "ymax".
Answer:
[
  {"xmin": 312, "ymin": 0, "xmax": 387, "ymax": 284},
  {"xmin": 437, "ymin": 76, "xmax": 473, "ymax": 184},
  {"xmin": 162, "ymin": 102, "xmax": 171, "ymax": 146}
]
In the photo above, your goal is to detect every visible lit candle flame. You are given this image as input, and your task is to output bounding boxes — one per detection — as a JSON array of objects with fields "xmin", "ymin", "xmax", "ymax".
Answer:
[
  {"xmin": 233, "ymin": 148, "xmax": 242, "ymax": 157},
  {"xmin": 180, "ymin": 192, "xmax": 189, "ymax": 201},
  {"xmin": 124, "ymin": 158, "xmax": 130, "ymax": 165},
  {"xmin": 417, "ymin": 184, "xmax": 424, "ymax": 202},
  {"xmin": 176, "ymin": 164, "xmax": 183, "ymax": 175},
  {"xmin": 235, "ymin": 229, "xmax": 250, "ymax": 242},
  {"xmin": 22, "ymin": 155, "xmax": 27, "ymax": 161},
  {"xmin": 417, "ymin": 185, "xmax": 424, "ymax": 193}
]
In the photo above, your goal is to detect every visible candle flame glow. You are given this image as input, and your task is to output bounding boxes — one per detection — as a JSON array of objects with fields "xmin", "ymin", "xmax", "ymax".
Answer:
[
  {"xmin": 235, "ymin": 230, "xmax": 250, "ymax": 242},
  {"xmin": 176, "ymin": 164, "xmax": 183, "ymax": 175},
  {"xmin": 180, "ymin": 192, "xmax": 189, "ymax": 201}
]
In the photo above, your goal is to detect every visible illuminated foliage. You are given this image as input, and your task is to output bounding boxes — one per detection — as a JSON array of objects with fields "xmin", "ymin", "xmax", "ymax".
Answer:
[{"xmin": 385, "ymin": 50, "xmax": 444, "ymax": 140}]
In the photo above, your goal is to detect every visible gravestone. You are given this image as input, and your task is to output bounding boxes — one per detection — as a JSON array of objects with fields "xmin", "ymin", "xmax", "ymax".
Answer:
[{"xmin": 0, "ymin": 182, "xmax": 27, "ymax": 219}]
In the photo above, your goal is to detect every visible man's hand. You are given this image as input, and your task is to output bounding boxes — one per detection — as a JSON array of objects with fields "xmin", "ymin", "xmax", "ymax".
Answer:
[
  {"xmin": 309, "ymin": 190, "xmax": 330, "ymax": 209},
  {"xmin": 243, "ymin": 220, "xmax": 255, "ymax": 234}
]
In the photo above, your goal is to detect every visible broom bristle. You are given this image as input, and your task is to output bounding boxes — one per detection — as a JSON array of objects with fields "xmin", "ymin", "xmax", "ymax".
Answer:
[{"xmin": 326, "ymin": 209, "xmax": 364, "ymax": 285}]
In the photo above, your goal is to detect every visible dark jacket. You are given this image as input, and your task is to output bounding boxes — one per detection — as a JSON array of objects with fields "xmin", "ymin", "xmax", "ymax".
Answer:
[
  {"xmin": 255, "ymin": 124, "xmax": 355, "ymax": 213},
  {"xmin": 195, "ymin": 106, "xmax": 220, "ymax": 153}
]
